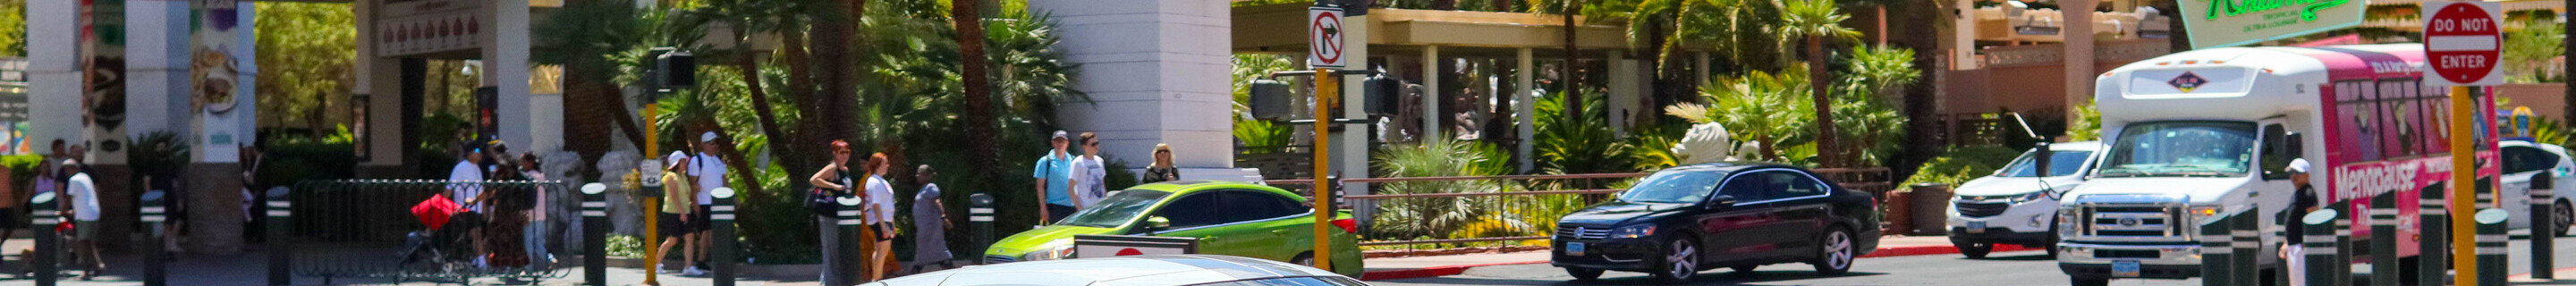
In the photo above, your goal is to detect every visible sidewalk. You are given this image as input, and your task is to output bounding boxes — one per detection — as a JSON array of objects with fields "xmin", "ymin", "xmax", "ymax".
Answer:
[
  {"xmin": 1355, "ymin": 235, "xmax": 2033, "ymax": 281},
  {"xmin": 2512, "ymin": 267, "xmax": 2576, "ymax": 285}
]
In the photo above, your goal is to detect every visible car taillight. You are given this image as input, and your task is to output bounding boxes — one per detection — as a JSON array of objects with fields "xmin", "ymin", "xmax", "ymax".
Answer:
[{"xmin": 1331, "ymin": 218, "xmax": 1357, "ymax": 233}]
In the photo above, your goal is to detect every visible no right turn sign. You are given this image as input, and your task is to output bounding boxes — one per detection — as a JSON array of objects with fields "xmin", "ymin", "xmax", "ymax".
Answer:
[{"xmin": 1309, "ymin": 5, "xmax": 1347, "ymax": 69}]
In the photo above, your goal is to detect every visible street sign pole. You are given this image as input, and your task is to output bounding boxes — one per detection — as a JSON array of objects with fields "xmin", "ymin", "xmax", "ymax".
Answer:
[
  {"xmin": 1307, "ymin": 2, "xmax": 1344, "ymax": 273},
  {"xmin": 2427, "ymin": 3, "xmax": 2503, "ymax": 285}
]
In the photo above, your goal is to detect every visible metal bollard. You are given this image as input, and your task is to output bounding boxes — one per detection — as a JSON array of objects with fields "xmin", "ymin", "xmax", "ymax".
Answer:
[
  {"xmin": 2231, "ymin": 213, "xmax": 2258, "ymax": 286},
  {"xmin": 2421, "ymin": 185, "xmax": 2452, "ymax": 286},
  {"xmin": 969, "ymin": 193, "xmax": 993, "ymax": 260},
  {"xmin": 710, "ymin": 188, "xmax": 737, "ymax": 286},
  {"xmin": 2369, "ymin": 191, "xmax": 2398, "ymax": 286},
  {"xmin": 141, "ymin": 190, "xmax": 166, "ymax": 286},
  {"xmin": 2303, "ymin": 209, "xmax": 2342, "ymax": 286},
  {"xmin": 2533, "ymin": 175, "xmax": 2556, "ymax": 280},
  {"xmin": 31, "ymin": 191, "xmax": 58, "ymax": 286},
  {"xmin": 2476, "ymin": 208, "xmax": 2509, "ymax": 286},
  {"xmin": 834, "ymin": 197, "xmax": 866, "ymax": 286},
  {"xmin": 2332, "ymin": 204, "xmax": 2354, "ymax": 286},
  {"xmin": 580, "ymin": 183, "xmax": 608, "ymax": 286},
  {"xmin": 265, "ymin": 188, "xmax": 292, "ymax": 285},
  {"xmin": 2200, "ymin": 210, "xmax": 2235, "ymax": 286}
]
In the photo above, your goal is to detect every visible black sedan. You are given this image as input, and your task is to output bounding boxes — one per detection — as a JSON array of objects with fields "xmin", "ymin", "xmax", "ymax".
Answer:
[{"xmin": 1550, "ymin": 162, "xmax": 1883, "ymax": 282}]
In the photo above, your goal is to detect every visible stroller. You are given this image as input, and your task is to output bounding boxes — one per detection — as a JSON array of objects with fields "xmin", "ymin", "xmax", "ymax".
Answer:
[{"xmin": 401, "ymin": 195, "xmax": 476, "ymax": 270}]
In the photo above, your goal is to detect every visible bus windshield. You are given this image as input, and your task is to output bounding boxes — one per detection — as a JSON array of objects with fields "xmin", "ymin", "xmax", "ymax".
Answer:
[{"xmin": 2097, "ymin": 122, "xmax": 2258, "ymax": 178}]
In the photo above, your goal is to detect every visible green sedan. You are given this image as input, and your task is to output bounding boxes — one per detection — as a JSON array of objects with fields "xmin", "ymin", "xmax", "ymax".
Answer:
[{"xmin": 983, "ymin": 180, "xmax": 1364, "ymax": 277}]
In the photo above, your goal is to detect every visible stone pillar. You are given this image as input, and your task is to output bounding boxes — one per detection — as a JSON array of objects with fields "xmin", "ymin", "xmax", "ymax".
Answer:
[
  {"xmin": 1420, "ymin": 46, "xmax": 1441, "ymax": 142},
  {"xmin": 354, "ymin": 0, "xmax": 410, "ymax": 173},
  {"xmin": 2063, "ymin": 0, "xmax": 2097, "ymax": 114},
  {"xmin": 1030, "ymin": 0, "xmax": 1235, "ymax": 171},
  {"xmin": 26, "ymin": 0, "xmax": 81, "ymax": 148},
  {"xmin": 481, "ymin": 0, "xmax": 534, "ymax": 148},
  {"xmin": 1514, "ymin": 48, "xmax": 1535, "ymax": 172}
]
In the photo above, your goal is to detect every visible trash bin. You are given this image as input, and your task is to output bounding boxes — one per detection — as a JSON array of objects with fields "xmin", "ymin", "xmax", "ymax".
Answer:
[{"xmin": 1909, "ymin": 183, "xmax": 1952, "ymax": 236}]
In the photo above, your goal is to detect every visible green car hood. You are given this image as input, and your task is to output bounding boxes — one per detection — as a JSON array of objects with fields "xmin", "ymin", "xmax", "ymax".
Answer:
[{"xmin": 986, "ymin": 224, "xmax": 1123, "ymax": 257}]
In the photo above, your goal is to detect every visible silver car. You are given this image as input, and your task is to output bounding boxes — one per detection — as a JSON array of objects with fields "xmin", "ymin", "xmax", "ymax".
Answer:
[{"xmin": 868, "ymin": 255, "xmax": 1365, "ymax": 286}]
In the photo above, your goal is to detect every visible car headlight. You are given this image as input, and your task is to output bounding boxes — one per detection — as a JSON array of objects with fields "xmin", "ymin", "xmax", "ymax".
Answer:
[
  {"xmin": 2012, "ymin": 191, "xmax": 2048, "ymax": 204},
  {"xmin": 1611, "ymin": 224, "xmax": 1657, "ymax": 239},
  {"xmin": 1022, "ymin": 245, "xmax": 1075, "ymax": 261},
  {"xmin": 2189, "ymin": 206, "xmax": 2222, "ymax": 221}
]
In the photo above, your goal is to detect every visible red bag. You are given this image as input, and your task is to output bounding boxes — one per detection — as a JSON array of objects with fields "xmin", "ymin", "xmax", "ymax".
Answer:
[{"xmin": 412, "ymin": 194, "xmax": 460, "ymax": 230}]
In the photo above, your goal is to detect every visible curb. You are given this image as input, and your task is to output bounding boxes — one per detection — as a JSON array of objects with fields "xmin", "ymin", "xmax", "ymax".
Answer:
[{"xmin": 1358, "ymin": 243, "xmax": 2041, "ymax": 281}]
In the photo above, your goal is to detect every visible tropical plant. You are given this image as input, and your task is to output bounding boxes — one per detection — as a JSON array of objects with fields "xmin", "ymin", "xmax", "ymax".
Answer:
[
  {"xmin": 1233, "ymin": 54, "xmax": 1301, "ymax": 116},
  {"xmin": 1536, "ymin": 89, "xmax": 1634, "ymax": 177},
  {"xmin": 1234, "ymin": 119, "xmax": 1296, "ymax": 153},
  {"xmin": 1668, "ymin": 67, "xmax": 1815, "ymax": 162},
  {"xmin": 2504, "ymin": 20, "xmax": 2563, "ymax": 83},
  {"xmin": 2066, "ymin": 104, "xmax": 2102, "ymax": 140},
  {"xmin": 1831, "ymin": 46, "xmax": 1916, "ymax": 165},
  {"xmin": 1780, "ymin": 0, "xmax": 1860, "ymax": 166},
  {"xmin": 531, "ymin": 0, "xmax": 660, "ymax": 171},
  {"xmin": 1528, "ymin": 0, "xmax": 1592, "ymax": 118},
  {"xmin": 1369, "ymin": 139, "xmax": 1519, "ymax": 241},
  {"xmin": 1901, "ymin": 146, "xmax": 2021, "ymax": 186}
]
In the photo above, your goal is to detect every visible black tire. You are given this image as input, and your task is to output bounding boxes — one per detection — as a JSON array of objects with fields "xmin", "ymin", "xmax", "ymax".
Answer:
[
  {"xmin": 1957, "ymin": 243, "xmax": 1993, "ymax": 258},
  {"xmin": 1565, "ymin": 267, "xmax": 1605, "ymax": 281},
  {"xmin": 1812, "ymin": 227, "xmax": 1858, "ymax": 275},
  {"xmin": 1652, "ymin": 236, "xmax": 1701, "ymax": 282},
  {"xmin": 1730, "ymin": 265, "xmax": 1758, "ymax": 273},
  {"xmin": 2071, "ymin": 276, "xmax": 2111, "ymax": 286},
  {"xmin": 2553, "ymin": 200, "xmax": 2572, "ymax": 237},
  {"xmin": 1292, "ymin": 252, "xmax": 1316, "ymax": 268}
]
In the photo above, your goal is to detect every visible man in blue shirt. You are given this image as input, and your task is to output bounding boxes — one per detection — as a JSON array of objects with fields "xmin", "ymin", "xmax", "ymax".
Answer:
[{"xmin": 1034, "ymin": 130, "xmax": 1080, "ymax": 223}]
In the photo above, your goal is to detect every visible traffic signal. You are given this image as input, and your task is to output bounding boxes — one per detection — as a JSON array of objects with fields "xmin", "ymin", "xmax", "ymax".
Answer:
[
  {"xmin": 652, "ymin": 48, "xmax": 697, "ymax": 89},
  {"xmin": 1248, "ymin": 79, "xmax": 1292, "ymax": 121},
  {"xmin": 1364, "ymin": 73, "xmax": 1401, "ymax": 116}
]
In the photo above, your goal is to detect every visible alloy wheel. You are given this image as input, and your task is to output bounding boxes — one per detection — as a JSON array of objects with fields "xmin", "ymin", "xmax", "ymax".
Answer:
[
  {"xmin": 1657, "ymin": 238, "xmax": 1699, "ymax": 282},
  {"xmin": 1814, "ymin": 228, "xmax": 1855, "ymax": 274}
]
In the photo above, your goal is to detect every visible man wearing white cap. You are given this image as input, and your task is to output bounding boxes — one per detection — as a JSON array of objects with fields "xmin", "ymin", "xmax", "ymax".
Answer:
[
  {"xmin": 2281, "ymin": 158, "xmax": 2318, "ymax": 286},
  {"xmin": 689, "ymin": 132, "xmax": 727, "ymax": 274}
]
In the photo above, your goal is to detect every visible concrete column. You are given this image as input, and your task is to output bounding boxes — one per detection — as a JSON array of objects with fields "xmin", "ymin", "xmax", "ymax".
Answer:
[
  {"xmin": 1336, "ymin": 13, "xmax": 1370, "ymax": 196},
  {"xmin": 28, "ymin": 0, "xmax": 81, "ymax": 147},
  {"xmin": 2063, "ymin": 0, "xmax": 2097, "ymax": 114},
  {"xmin": 482, "ymin": 0, "xmax": 533, "ymax": 149},
  {"xmin": 125, "ymin": 0, "xmax": 190, "ymax": 139},
  {"xmin": 356, "ymin": 0, "xmax": 407, "ymax": 169},
  {"xmin": 1514, "ymin": 48, "xmax": 1535, "ymax": 172},
  {"xmin": 1607, "ymin": 51, "xmax": 1635, "ymax": 134},
  {"xmin": 1421, "ymin": 46, "xmax": 1441, "ymax": 142},
  {"xmin": 1030, "ymin": 0, "xmax": 1236, "ymax": 173}
]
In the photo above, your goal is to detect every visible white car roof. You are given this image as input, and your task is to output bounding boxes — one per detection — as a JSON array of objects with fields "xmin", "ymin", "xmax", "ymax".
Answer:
[{"xmin": 870, "ymin": 255, "xmax": 1349, "ymax": 286}]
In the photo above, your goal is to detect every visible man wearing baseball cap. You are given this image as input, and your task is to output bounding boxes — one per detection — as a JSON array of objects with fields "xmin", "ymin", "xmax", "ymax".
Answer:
[
  {"xmin": 1033, "ymin": 130, "xmax": 1080, "ymax": 223},
  {"xmin": 2281, "ymin": 158, "xmax": 2318, "ymax": 286},
  {"xmin": 688, "ymin": 132, "xmax": 726, "ymax": 275}
]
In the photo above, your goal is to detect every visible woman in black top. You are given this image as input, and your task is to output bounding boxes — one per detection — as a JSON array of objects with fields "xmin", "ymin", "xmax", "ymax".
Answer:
[{"xmin": 1143, "ymin": 144, "xmax": 1181, "ymax": 183}]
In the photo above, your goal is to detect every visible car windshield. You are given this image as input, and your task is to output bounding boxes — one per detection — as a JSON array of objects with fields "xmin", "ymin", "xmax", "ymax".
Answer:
[
  {"xmin": 1616, "ymin": 170, "xmax": 1725, "ymax": 204},
  {"xmin": 1996, "ymin": 150, "xmax": 2094, "ymax": 177},
  {"xmin": 1056, "ymin": 189, "xmax": 1172, "ymax": 228},
  {"xmin": 2097, "ymin": 122, "xmax": 2257, "ymax": 178}
]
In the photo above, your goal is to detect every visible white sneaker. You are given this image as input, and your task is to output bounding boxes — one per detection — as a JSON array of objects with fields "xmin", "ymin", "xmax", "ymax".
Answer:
[{"xmin": 683, "ymin": 266, "xmax": 707, "ymax": 276}]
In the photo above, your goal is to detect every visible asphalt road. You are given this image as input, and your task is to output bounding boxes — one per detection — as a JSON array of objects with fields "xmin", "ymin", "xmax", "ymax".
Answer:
[{"xmin": 1369, "ymin": 235, "xmax": 2576, "ymax": 286}]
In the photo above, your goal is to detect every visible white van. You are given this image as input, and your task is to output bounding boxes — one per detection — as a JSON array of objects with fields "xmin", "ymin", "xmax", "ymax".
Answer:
[{"xmin": 1947, "ymin": 141, "xmax": 2103, "ymax": 258}]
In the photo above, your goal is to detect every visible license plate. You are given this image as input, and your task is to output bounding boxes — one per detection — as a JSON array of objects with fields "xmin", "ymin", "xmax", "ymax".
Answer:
[
  {"xmin": 1966, "ymin": 222, "xmax": 1987, "ymax": 233},
  {"xmin": 2112, "ymin": 260, "xmax": 2141, "ymax": 277},
  {"xmin": 1566, "ymin": 242, "xmax": 1587, "ymax": 257}
]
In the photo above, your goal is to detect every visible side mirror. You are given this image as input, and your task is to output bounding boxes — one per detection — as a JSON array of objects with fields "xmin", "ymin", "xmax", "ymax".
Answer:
[
  {"xmin": 1705, "ymin": 195, "xmax": 1739, "ymax": 209},
  {"xmin": 1141, "ymin": 216, "xmax": 1173, "ymax": 233}
]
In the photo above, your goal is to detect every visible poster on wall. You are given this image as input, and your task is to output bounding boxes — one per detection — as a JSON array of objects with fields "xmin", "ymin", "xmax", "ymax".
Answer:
[
  {"xmin": 2174, "ymin": 0, "xmax": 2364, "ymax": 48},
  {"xmin": 193, "ymin": 0, "xmax": 247, "ymax": 163},
  {"xmin": 80, "ymin": 0, "xmax": 128, "ymax": 164}
]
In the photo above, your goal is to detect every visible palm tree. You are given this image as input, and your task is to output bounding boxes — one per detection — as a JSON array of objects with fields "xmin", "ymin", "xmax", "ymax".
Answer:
[
  {"xmin": 1528, "ymin": 0, "xmax": 1589, "ymax": 120},
  {"xmin": 532, "ymin": 0, "xmax": 654, "ymax": 169},
  {"xmin": 953, "ymin": 0, "xmax": 1001, "ymax": 187},
  {"xmin": 1778, "ymin": 0, "xmax": 1856, "ymax": 166}
]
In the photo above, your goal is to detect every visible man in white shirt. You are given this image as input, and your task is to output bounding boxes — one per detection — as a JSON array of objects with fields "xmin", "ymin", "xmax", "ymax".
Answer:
[
  {"xmin": 689, "ymin": 132, "xmax": 726, "ymax": 273},
  {"xmin": 1071, "ymin": 132, "xmax": 1109, "ymax": 206},
  {"xmin": 64, "ymin": 160, "xmax": 104, "ymax": 278},
  {"xmin": 447, "ymin": 140, "xmax": 488, "ymax": 265}
]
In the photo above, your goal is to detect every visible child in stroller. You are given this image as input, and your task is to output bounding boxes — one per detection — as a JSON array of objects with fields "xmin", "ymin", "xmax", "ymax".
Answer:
[{"xmin": 402, "ymin": 194, "xmax": 474, "ymax": 267}]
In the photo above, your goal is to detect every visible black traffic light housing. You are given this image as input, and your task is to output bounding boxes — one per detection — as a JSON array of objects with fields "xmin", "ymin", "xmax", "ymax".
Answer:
[
  {"xmin": 1249, "ymin": 79, "xmax": 1292, "ymax": 121},
  {"xmin": 1245, "ymin": 70, "xmax": 1401, "ymax": 121},
  {"xmin": 1363, "ymin": 73, "xmax": 1401, "ymax": 116},
  {"xmin": 649, "ymin": 47, "xmax": 697, "ymax": 90}
]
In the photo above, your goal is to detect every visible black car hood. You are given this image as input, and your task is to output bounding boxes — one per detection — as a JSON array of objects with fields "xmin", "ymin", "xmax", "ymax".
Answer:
[{"xmin": 1558, "ymin": 200, "xmax": 1688, "ymax": 226}]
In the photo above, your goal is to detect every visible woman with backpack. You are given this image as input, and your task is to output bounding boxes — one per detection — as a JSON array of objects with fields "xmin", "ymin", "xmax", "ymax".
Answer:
[{"xmin": 807, "ymin": 140, "xmax": 856, "ymax": 283}]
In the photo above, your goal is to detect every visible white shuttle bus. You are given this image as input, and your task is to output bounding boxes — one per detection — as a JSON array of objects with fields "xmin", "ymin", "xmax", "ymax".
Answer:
[{"xmin": 2057, "ymin": 44, "xmax": 2500, "ymax": 285}]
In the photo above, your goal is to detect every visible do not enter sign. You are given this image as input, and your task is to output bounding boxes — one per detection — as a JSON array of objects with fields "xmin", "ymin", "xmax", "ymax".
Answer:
[{"xmin": 2424, "ymin": 1, "xmax": 2504, "ymax": 86}]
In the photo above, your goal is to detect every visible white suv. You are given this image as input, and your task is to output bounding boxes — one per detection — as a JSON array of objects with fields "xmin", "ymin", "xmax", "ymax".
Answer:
[{"xmin": 1947, "ymin": 141, "xmax": 2102, "ymax": 258}]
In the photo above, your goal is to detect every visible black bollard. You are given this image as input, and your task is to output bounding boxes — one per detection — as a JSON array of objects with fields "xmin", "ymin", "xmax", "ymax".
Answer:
[
  {"xmin": 31, "ymin": 191, "xmax": 57, "ymax": 286},
  {"xmin": 2369, "ymin": 191, "xmax": 2398, "ymax": 286},
  {"xmin": 580, "ymin": 183, "xmax": 608, "ymax": 286},
  {"xmin": 834, "ymin": 197, "xmax": 865, "ymax": 286},
  {"xmin": 2333, "ymin": 204, "xmax": 2353, "ymax": 286},
  {"xmin": 141, "ymin": 190, "xmax": 166, "ymax": 286},
  {"xmin": 2477, "ymin": 208, "xmax": 2509, "ymax": 286},
  {"xmin": 2201, "ymin": 210, "xmax": 2235, "ymax": 286},
  {"xmin": 2421, "ymin": 185, "xmax": 2451, "ymax": 286},
  {"xmin": 2232, "ymin": 213, "xmax": 2258, "ymax": 286},
  {"xmin": 2303, "ymin": 209, "xmax": 2341, "ymax": 286},
  {"xmin": 266, "ymin": 187, "xmax": 292, "ymax": 285},
  {"xmin": 710, "ymin": 188, "xmax": 737, "ymax": 286},
  {"xmin": 969, "ymin": 193, "xmax": 993, "ymax": 262},
  {"xmin": 2533, "ymin": 175, "xmax": 2555, "ymax": 280}
]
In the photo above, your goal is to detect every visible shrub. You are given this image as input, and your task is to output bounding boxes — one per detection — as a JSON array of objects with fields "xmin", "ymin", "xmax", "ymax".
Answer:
[{"xmin": 1902, "ymin": 146, "xmax": 2021, "ymax": 186}]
